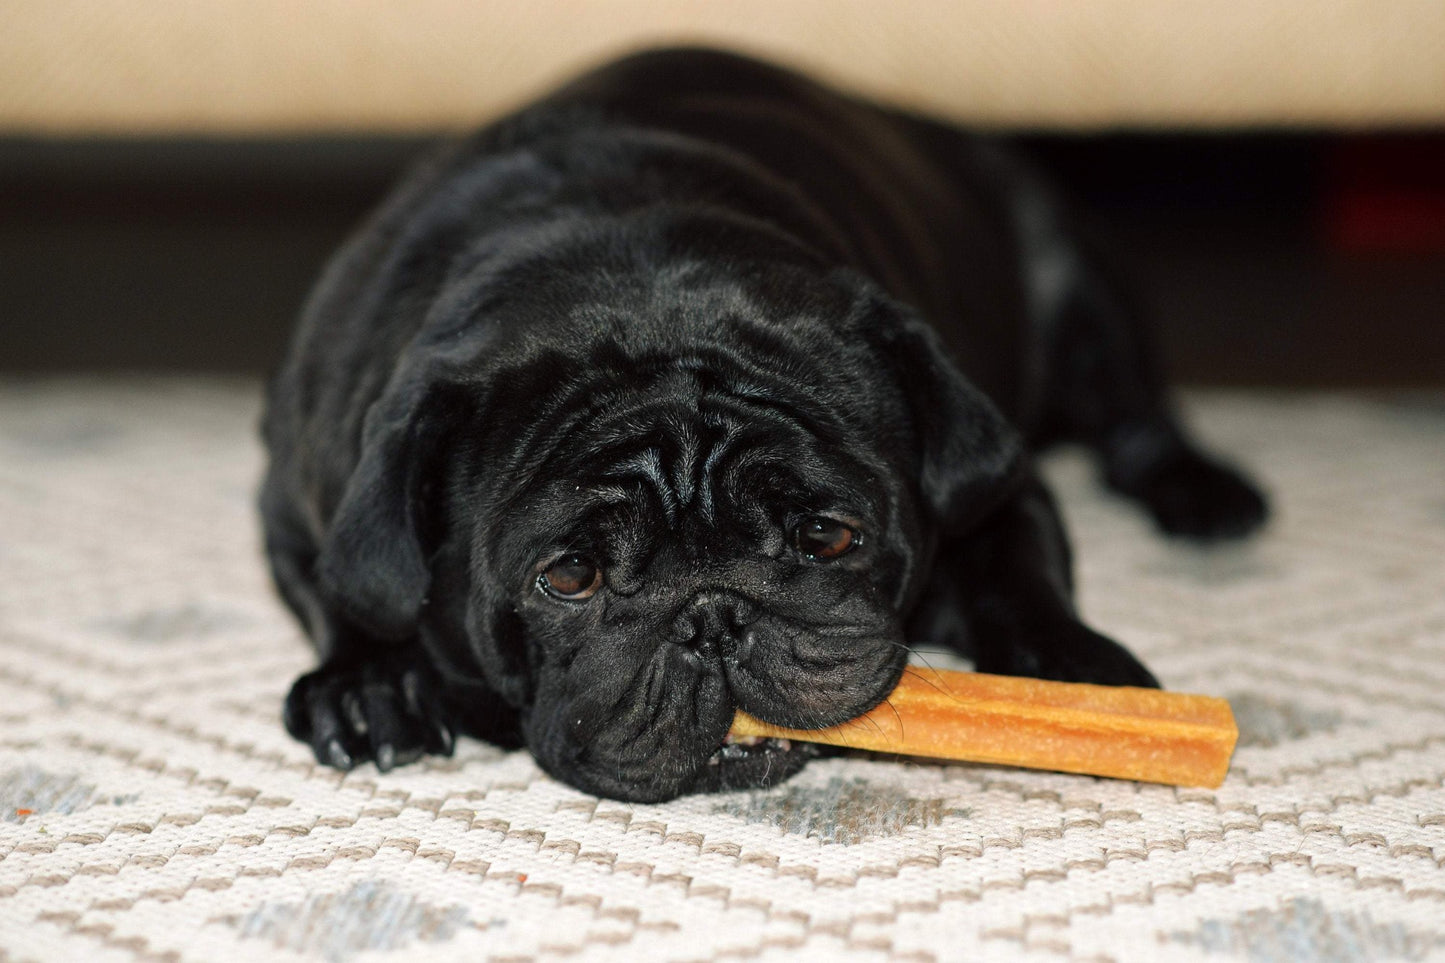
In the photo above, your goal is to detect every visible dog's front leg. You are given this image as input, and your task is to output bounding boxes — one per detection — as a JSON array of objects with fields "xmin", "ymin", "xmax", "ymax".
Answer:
[
  {"xmin": 270, "ymin": 550, "xmax": 454, "ymax": 774},
  {"xmin": 284, "ymin": 642, "xmax": 456, "ymax": 773},
  {"xmin": 908, "ymin": 472, "xmax": 1160, "ymax": 689}
]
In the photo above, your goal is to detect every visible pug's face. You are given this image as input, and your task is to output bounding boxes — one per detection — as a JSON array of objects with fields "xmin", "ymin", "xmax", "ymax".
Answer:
[
  {"xmin": 319, "ymin": 260, "xmax": 1019, "ymax": 803},
  {"xmin": 467, "ymin": 366, "xmax": 917, "ymax": 801}
]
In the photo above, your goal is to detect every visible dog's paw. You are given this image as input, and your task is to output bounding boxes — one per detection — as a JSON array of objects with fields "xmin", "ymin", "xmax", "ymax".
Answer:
[
  {"xmin": 1115, "ymin": 448, "xmax": 1269, "ymax": 541},
  {"xmin": 284, "ymin": 651, "xmax": 454, "ymax": 772},
  {"xmin": 975, "ymin": 620, "xmax": 1160, "ymax": 689}
]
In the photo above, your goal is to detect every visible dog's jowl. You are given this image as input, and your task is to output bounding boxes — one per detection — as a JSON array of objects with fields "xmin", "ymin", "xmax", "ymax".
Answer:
[{"xmin": 261, "ymin": 49, "xmax": 1267, "ymax": 802}]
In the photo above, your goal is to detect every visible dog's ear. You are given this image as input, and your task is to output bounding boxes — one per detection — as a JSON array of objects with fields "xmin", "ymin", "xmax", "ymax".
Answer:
[
  {"xmin": 317, "ymin": 332, "xmax": 488, "ymax": 639},
  {"xmin": 868, "ymin": 299, "xmax": 1027, "ymax": 533},
  {"xmin": 318, "ymin": 382, "xmax": 447, "ymax": 639}
]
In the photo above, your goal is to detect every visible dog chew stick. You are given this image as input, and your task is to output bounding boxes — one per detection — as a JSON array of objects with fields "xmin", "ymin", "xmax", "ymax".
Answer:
[{"xmin": 730, "ymin": 667, "xmax": 1238, "ymax": 788}]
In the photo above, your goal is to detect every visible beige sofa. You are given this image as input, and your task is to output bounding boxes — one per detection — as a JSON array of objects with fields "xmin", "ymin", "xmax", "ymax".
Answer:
[{"xmin": 4, "ymin": 0, "xmax": 1444, "ymax": 134}]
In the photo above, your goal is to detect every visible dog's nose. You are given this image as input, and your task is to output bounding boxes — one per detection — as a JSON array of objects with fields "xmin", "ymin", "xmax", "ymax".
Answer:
[{"xmin": 671, "ymin": 592, "xmax": 758, "ymax": 655}]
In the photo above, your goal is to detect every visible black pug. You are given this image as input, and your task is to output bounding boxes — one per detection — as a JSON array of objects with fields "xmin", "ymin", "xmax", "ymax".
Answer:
[{"xmin": 261, "ymin": 48, "xmax": 1267, "ymax": 802}]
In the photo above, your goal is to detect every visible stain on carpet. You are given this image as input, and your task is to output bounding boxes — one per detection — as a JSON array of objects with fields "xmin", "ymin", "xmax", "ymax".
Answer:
[
  {"xmin": 98, "ymin": 602, "xmax": 253, "ymax": 643},
  {"xmin": 1229, "ymin": 692, "xmax": 1346, "ymax": 748},
  {"xmin": 1170, "ymin": 897, "xmax": 1444, "ymax": 962},
  {"xmin": 1, "ymin": 765, "xmax": 113, "ymax": 822},
  {"xmin": 0, "ymin": 417, "xmax": 121, "ymax": 456},
  {"xmin": 715, "ymin": 775, "xmax": 967, "ymax": 845},
  {"xmin": 235, "ymin": 880, "xmax": 469, "ymax": 962}
]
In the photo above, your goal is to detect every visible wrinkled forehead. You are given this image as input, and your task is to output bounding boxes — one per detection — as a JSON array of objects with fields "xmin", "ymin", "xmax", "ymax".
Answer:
[
  {"xmin": 486, "ymin": 375, "xmax": 883, "ymax": 558},
  {"xmin": 577, "ymin": 373, "xmax": 880, "ymax": 507}
]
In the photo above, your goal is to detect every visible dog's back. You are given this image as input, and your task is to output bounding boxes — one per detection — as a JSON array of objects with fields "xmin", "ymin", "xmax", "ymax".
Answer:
[{"xmin": 546, "ymin": 48, "xmax": 1032, "ymax": 412}]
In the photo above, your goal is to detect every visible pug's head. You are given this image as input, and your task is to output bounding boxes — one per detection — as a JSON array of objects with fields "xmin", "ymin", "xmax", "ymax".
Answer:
[{"xmin": 318, "ymin": 247, "xmax": 1023, "ymax": 801}]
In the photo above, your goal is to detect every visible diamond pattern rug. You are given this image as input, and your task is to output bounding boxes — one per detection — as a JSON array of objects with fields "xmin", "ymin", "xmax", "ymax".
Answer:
[{"xmin": 2, "ymin": 381, "xmax": 1443, "ymax": 962}]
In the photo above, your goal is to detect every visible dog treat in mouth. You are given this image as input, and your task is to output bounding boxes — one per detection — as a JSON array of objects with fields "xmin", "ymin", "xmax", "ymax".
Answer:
[{"xmin": 730, "ymin": 666, "xmax": 1238, "ymax": 788}]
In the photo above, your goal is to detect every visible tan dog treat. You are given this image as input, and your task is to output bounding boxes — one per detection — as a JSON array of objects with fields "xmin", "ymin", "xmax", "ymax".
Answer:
[{"xmin": 730, "ymin": 666, "xmax": 1238, "ymax": 787}]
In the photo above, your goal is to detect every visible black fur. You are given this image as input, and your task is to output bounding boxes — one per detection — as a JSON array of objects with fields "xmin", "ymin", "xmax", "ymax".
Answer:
[{"xmin": 261, "ymin": 48, "xmax": 1267, "ymax": 802}]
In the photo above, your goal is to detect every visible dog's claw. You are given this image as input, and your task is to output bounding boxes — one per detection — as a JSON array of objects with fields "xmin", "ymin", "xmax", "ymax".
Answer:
[
  {"xmin": 285, "ymin": 653, "xmax": 452, "ymax": 773},
  {"xmin": 340, "ymin": 690, "xmax": 369, "ymax": 735},
  {"xmin": 324, "ymin": 737, "xmax": 355, "ymax": 770},
  {"xmin": 432, "ymin": 721, "xmax": 456, "ymax": 756},
  {"xmin": 374, "ymin": 743, "xmax": 396, "ymax": 772}
]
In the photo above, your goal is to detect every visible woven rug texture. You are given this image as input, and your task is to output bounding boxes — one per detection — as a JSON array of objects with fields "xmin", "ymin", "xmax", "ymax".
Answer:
[{"xmin": 1, "ymin": 381, "xmax": 1443, "ymax": 962}]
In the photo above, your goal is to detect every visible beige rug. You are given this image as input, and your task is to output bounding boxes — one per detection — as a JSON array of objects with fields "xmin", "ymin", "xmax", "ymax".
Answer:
[{"xmin": 2, "ymin": 381, "xmax": 1443, "ymax": 962}]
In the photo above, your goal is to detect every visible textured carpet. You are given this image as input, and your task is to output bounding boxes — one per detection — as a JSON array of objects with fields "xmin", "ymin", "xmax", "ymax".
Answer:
[{"xmin": 1, "ymin": 381, "xmax": 1443, "ymax": 962}]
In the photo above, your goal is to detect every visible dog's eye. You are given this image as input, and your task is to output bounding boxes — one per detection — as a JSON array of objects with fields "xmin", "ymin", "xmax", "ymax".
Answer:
[
  {"xmin": 791, "ymin": 517, "xmax": 857, "ymax": 561},
  {"xmin": 539, "ymin": 554, "xmax": 603, "ymax": 600}
]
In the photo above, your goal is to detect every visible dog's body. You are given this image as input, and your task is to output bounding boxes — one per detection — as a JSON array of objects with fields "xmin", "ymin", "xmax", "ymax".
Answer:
[{"xmin": 261, "ymin": 49, "xmax": 1267, "ymax": 801}]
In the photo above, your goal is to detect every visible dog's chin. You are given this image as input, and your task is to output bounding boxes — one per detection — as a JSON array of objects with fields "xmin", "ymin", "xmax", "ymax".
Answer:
[
  {"xmin": 550, "ymin": 736, "xmax": 824, "ymax": 803},
  {"xmin": 527, "ymin": 626, "xmax": 908, "ymax": 803},
  {"xmin": 686, "ymin": 735, "xmax": 825, "ymax": 794}
]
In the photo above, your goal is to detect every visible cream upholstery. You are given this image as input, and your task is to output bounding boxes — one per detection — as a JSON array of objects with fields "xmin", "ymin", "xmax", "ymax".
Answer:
[{"xmin": 3, "ymin": 0, "xmax": 1444, "ymax": 134}]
